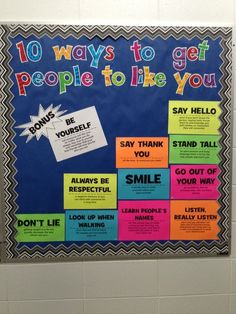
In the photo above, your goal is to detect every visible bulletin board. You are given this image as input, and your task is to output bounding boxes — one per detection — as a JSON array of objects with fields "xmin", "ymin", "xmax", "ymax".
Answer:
[{"xmin": 0, "ymin": 24, "xmax": 232, "ymax": 262}]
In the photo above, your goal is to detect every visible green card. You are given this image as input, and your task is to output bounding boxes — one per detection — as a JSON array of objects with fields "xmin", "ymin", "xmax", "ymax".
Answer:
[
  {"xmin": 169, "ymin": 134, "xmax": 221, "ymax": 164},
  {"xmin": 16, "ymin": 214, "xmax": 65, "ymax": 242}
]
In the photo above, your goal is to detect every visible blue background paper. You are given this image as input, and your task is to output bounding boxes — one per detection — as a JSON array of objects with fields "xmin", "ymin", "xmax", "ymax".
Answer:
[
  {"xmin": 8, "ymin": 34, "xmax": 221, "ymax": 247},
  {"xmin": 118, "ymin": 169, "xmax": 170, "ymax": 199},
  {"xmin": 66, "ymin": 210, "xmax": 118, "ymax": 241}
]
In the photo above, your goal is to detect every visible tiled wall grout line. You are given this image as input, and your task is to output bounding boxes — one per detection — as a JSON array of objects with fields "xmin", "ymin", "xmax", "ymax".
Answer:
[
  {"xmin": 5, "ymin": 293, "xmax": 236, "ymax": 302},
  {"xmin": 231, "ymin": 259, "xmax": 233, "ymax": 294},
  {"xmin": 82, "ymin": 260, "xmax": 86, "ymax": 314},
  {"xmin": 156, "ymin": 259, "xmax": 160, "ymax": 313},
  {"xmin": 78, "ymin": 0, "xmax": 81, "ymax": 22},
  {"xmin": 157, "ymin": 0, "xmax": 160, "ymax": 21}
]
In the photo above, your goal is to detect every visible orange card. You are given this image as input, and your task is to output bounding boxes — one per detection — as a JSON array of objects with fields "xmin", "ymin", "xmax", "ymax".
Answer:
[
  {"xmin": 170, "ymin": 200, "xmax": 220, "ymax": 240},
  {"xmin": 116, "ymin": 137, "xmax": 168, "ymax": 168}
]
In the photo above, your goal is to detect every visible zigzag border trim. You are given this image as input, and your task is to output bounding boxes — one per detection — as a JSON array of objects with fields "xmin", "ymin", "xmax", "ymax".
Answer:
[{"xmin": 0, "ymin": 24, "xmax": 232, "ymax": 261}]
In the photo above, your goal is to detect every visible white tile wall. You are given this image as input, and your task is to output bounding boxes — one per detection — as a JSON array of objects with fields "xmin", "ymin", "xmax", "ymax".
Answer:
[
  {"xmin": 234, "ymin": 84, "xmax": 236, "ymax": 110},
  {"xmin": 159, "ymin": 0, "xmax": 234, "ymax": 25},
  {"xmin": 0, "ymin": 0, "xmax": 80, "ymax": 23},
  {"xmin": 8, "ymin": 300, "xmax": 84, "ymax": 314},
  {"xmin": 234, "ymin": 67, "xmax": 236, "ymax": 110},
  {"xmin": 233, "ymin": 149, "xmax": 236, "ymax": 185},
  {"xmin": 232, "ymin": 186, "xmax": 236, "ymax": 222},
  {"xmin": 230, "ymin": 294, "xmax": 236, "ymax": 314},
  {"xmin": 0, "ymin": 302, "xmax": 8, "ymax": 314},
  {"xmin": 0, "ymin": 266, "xmax": 8, "ymax": 301},
  {"xmin": 232, "ymin": 260, "xmax": 236, "ymax": 293},
  {"xmin": 160, "ymin": 295, "xmax": 230, "ymax": 314},
  {"xmin": 159, "ymin": 259, "xmax": 231, "ymax": 296},
  {"xmin": 233, "ymin": 110, "xmax": 236, "ymax": 147},
  {"xmin": 84, "ymin": 298, "xmax": 158, "ymax": 314},
  {"xmin": 84, "ymin": 260, "xmax": 158, "ymax": 298},
  {"xmin": 79, "ymin": 0, "xmax": 159, "ymax": 24},
  {"xmin": 0, "ymin": 0, "xmax": 235, "ymax": 314},
  {"xmin": 231, "ymin": 223, "xmax": 236, "ymax": 257},
  {"xmin": 7, "ymin": 263, "xmax": 84, "ymax": 301}
]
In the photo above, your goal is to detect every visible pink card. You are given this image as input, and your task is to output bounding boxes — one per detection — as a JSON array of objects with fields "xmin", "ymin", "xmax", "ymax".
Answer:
[
  {"xmin": 171, "ymin": 165, "xmax": 220, "ymax": 199},
  {"xmin": 118, "ymin": 200, "xmax": 170, "ymax": 241}
]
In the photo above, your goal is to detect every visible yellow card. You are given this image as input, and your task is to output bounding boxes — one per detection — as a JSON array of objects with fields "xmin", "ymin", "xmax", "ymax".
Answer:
[
  {"xmin": 168, "ymin": 101, "xmax": 221, "ymax": 135},
  {"xmin": 64, "ymin": 173, "xmax": 117, "ymax": 209}
]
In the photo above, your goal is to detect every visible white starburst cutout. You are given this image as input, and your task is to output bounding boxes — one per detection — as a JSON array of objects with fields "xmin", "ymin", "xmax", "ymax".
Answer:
[{"xmin": 16, "ymin": 104, "xmax": 67, "ymax": 143}]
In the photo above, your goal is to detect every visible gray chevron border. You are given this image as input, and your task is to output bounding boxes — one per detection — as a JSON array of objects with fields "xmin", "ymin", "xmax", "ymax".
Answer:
[{"xmin": 0, "ymin": 24, "xmax": 232, "ymax": 261}]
